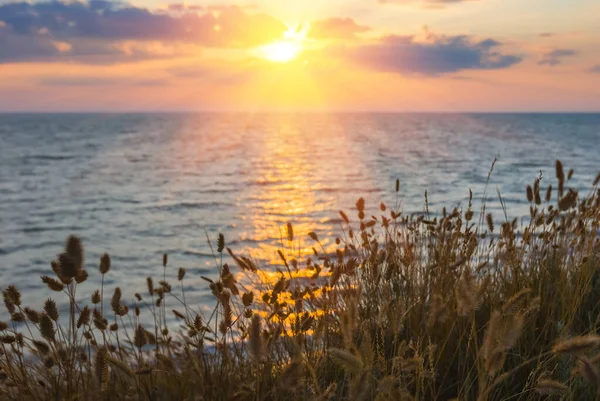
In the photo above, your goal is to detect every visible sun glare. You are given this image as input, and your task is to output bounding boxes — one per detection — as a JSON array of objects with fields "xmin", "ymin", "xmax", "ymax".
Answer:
[
  {"xmin": 261, "ymin": 41, "xmax": 301, "ymax": 63},
  {"xmin": 259, "ymin": 24, "xmax": 309, "ymax": 63}
]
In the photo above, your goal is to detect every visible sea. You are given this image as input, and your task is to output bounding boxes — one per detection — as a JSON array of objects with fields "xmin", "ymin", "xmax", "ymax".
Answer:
[{"xmin": 0, "ymin": 113, "xmax": 599, "ymax": 320}]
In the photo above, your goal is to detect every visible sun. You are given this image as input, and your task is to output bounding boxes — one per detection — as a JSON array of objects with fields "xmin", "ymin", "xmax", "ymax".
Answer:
[
  {"xmin": 261, "ymin": 41, "xmax": 302, "ymax": 63},
  {"xmin": 259, "ymin": 24, "xmax": 309, "ymax": 63}
]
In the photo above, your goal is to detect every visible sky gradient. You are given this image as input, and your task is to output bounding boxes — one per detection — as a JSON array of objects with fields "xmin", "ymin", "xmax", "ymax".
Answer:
[{"xmin": 0, "ymin": 0, "xmax": 599, "ymax": 111}]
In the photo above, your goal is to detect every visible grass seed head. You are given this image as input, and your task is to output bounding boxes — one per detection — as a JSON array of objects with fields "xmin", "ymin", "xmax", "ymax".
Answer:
[
  {"xmin": 39, "ymin": 314, "xmax": 55, "ymax": 341},
  {"xmin": 552, "ymin": 336, "xmax": 600, "ymax": 355},
  {"xmin": 44, "ymin": 299, "xmax": 58, "ymax": 321},
  {"xmin": 535, "ymin": 379, "xmax": 569, "ymax": 395},
  {"xmin": 99, "ymin": 253, "xmax": 111, "ymax": 274}
]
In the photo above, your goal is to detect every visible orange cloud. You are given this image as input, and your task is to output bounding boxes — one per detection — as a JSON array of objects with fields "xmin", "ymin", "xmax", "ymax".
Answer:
[
  {"xmin": 379, "ymin": 0, "xmax": 480, "ymax": 8},
  {"xmin": 309, "ymin": 18, "xmax": 371, "ymax": 40}
]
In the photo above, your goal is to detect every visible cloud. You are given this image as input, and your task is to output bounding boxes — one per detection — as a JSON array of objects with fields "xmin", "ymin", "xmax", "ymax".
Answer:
[
  {"xmin": 332, "ymin": 34, "xmax": 521, "ymax": 76},
  {"xmin": 310, "ymin": 18, "xmax": 370, "ymax": 40},
  {"xmin": 590, "ymin": 64, "xmax": 600, "ymax": 73},
  {"xmin": 538, "ymin": 49, "xmax": 578, "ymax": 66},
  {"xmin": 0, "ymin": 26, "xmax": 205, "ymax": 64},
  {"xmin": 206, "ymin": 4, "xmax": 259, "ymax": 12},
  {"xmin": 379, "ymin": 0, "xmax": 479, "ymax": 8},
  {"xmin": 0, "ymin": 1, "xmax": 286, "ymax": 63},
  {"xmin": 168, "ymin": 64, "xmax": 254, "ymax": 85},
  {"xmin": 38, "ymin": 75, "xmax": 166, "ymax": 86},
  {"xmin": 167, "ymin": 3, "xmax": 203, "ymax": 12}
]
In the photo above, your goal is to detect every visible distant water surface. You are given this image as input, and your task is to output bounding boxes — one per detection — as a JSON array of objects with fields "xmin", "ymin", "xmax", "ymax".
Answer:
[{"xmin": 0, "ymin": 113, "xmax": 599, "ymax": 317}]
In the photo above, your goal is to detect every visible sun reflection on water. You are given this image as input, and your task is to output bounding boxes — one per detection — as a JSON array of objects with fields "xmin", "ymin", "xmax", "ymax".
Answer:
[
  {"xmin": 240, "ymin": 266, "xmax": 332, "ymax": 336},
  {"xmin": 165, "ymin": 113, "xmax": 384, "ymax": 328},
  {"xmin": 239, "ymin": 115, "xmax": 339, "ymax": 264},
  {"xmin": 234, "ymin": 115, "xmax": 348, "ymax": 329}
]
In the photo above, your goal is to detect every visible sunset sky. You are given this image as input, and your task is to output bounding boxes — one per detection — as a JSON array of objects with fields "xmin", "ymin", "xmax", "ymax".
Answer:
[{"xmin": 0, "ymin": 0, "xmax": 599, "ymax": 111}]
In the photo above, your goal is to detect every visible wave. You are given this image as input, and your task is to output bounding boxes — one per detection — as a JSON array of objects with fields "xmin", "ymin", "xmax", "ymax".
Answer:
[
  {"xmin": 21, "ymin": 225, "xmax": 86, "ymax": 234},
  {"xmin": 0, "ymin": 240, "xmax": 64, "ymax": 256},
  {"xmin": 24, "ymin": 154, "xmax": 76, "ymax": 161},
  {"xmin": 145, "ymin": 201, "xmax": 236, "ymax": 212}
]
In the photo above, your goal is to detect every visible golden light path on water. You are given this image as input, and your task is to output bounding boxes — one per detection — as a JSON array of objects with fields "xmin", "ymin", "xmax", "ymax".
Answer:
[
  {"xmin": 161, "ymin": 112, "xmax": 374, "ymax": 325},
  {"xmin": 242, "ymin": 117, "xmax": 333, "ymax": 261},
  {"xmin": 237, "ymin": 115, "xmax": 338, "ymax": 328},
  {"xmin": 226, "ymin": 114, "xmax": 380, "ymax": 330}
]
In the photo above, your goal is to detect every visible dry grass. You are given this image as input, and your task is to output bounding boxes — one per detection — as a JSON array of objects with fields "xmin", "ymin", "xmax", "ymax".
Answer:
[{"xmin": 1, "ymin": 160, "xmax": 600, "ymax": 400}]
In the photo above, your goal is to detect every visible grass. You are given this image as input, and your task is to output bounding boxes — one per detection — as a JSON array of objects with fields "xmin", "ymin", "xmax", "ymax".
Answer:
[{"xmin": 1, "ymin": 160, "xmax": 600, "ymax": 400}]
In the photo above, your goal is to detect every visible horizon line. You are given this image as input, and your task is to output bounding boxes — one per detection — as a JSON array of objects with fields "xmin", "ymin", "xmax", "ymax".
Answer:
[{"xmin": 1, "ymin": 110, "xmax": 600, "ymax": 115}]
